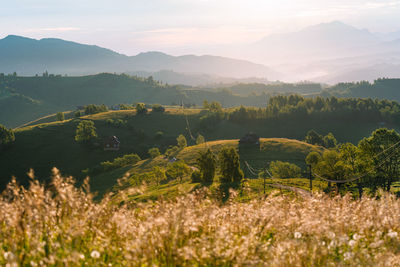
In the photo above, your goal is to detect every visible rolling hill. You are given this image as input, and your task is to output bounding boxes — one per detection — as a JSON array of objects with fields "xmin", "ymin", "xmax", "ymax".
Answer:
[
  {"xmin": 1, "ymin": 108, "xmax": 395, "ymax": 194},
  {"xmin": 0, "ymin": 73, "xmax": 270, "ymax": 128}
]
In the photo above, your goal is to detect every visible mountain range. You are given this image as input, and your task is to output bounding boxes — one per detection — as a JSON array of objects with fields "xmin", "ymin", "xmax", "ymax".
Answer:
[
  {"xmin": 0, "ymin": 35, "xmax": 279, "ymax": 80},
  {"xmin": 243, "ymin": 21, "xmax": 400, "ymax": 83},
  {"xmin": 1, "ymin": 21, "xmax": 400, "ymax": 84}
]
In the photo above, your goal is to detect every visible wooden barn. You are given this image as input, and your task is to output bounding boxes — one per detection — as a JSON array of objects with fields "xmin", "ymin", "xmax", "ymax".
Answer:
[
  {"xmin": 104, "ymin": 136, "xmax": 120, "ymax": 151},
  {"xmin": 239, "ymin": 132, "xmax": 260, "ymax": 145}
]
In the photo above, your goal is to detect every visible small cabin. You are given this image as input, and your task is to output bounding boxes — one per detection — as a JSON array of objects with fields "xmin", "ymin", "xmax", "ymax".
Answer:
[
  {"xmin": 239, "ymin": 132, "xmax": 260, "ymax": 145},
  {"xmin": 104, "ymin": 136, "xmax": 120, "ymax": 151}
]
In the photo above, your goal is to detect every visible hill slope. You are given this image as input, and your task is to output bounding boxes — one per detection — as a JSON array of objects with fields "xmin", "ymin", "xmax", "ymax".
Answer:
[
  {"xmin": 1, "ymin": 108, "xmax": 396, "ymax": 193},
  {"xmin": 0, "ymin": 73, "xmax": 268, "ymax": 128}
]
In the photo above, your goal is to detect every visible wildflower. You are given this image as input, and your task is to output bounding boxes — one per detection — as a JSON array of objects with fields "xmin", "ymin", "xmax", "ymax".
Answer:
[
  {"xmin": 344, "ymin": 252, "xmax": 353, "ymax": 260},
  {"xmin": 388, "ymin": 230, "xmax": 398, "ymax": 239},
  {"xmin": 90, "ymin": 250, "xmax": 101, "ymax": 259},
  {"xmin": 3, "ymin": 252, "xmax": 15, "ymax": 261},
  {"xmin": 348, "ymin": 240, "xmax": 356, "ymax": 247},
  {"xmin": 294, "ymin": 232, "xmax": 302, "ymax": 239},
  {"xmin": 79, "ymin": 254, "xmax": 85, "ymax": 260},
  {"xmin": 353, "ymin": 233, "xmax": 360, "ymax": 240}
]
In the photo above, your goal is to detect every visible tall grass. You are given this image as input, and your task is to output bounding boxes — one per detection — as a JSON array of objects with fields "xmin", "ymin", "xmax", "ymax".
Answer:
[{"xmin": 1, "ymin": 168, "xmax": 400, "ymax": 266}]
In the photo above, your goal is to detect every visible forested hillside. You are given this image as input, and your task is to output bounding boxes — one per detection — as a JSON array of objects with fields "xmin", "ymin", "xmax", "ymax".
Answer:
[
  {"xmin": 326, "ymin": 78, "xmax": 400, "ymax": 101},
  {"xmin": 0, "ymin": 73, "xmax": 269, "ymax": 127}
]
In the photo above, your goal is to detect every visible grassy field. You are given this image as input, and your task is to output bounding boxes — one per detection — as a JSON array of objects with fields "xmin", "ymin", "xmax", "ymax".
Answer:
[{"xmin": 2, "ymin": 173, "xmax": 400, "ymax": 266}]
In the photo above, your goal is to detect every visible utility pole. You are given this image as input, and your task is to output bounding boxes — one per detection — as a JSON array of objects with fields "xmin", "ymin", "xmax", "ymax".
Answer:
[
  {"xmin": 264, "ymin": 167, "xmax": 266, "ymax": 195},
  {"xmin": 308, "ymin": 164, "xmax": 312, "ymax": 194}
]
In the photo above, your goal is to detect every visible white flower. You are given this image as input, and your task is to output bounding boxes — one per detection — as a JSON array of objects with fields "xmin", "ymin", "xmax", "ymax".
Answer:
[
  {"xmin": 90, "ymin": 250, "xmax": 101, "ymax": 259},
  {"xmin": 294, "ymin": 232, "xmax": 302, "ymax": 239},
  {"xmin": 344, "ymin": 252, "xmax": 354, "ymax": 260},
  {"xmin": 388, "ymin": 230, "xmax": 398, "ymax": 239},
  {"xmin": 353, "ymin": 233, "xmax": 360, "ymax": 240},
  {"xmin": 79, "ymin": 254, "xmax": 85, "ymax": 260},
  {"xmin": 349, "ymin": 240, "xmax": 356, "ymax": 247},
  {"xmin": 3, "ymin": 252, "xmax": 15, "ymax": 261}
]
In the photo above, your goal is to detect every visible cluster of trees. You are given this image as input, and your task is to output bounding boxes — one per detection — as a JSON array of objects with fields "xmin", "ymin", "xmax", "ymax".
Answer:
[
  {"xmin": 267, "ymin": 161, "xmax": 302, "ymax": 178},
  {"xmin": 0, "ymin": 124, "xmax": 15, "ymax": 149},
  {"xmin": 134, "ymin": 103, "xmax": 165, "ymax": 115},
  {"xmin": 192, "ymin": 147, "xmax": 244, "ymax": 186},
  {"xmin": 306, "ymin": 128, "xmax": 400, "ymax": 196},
  {"xmin": 126, "ymin": 160, "xmax": 192, "ymax": 187},
  {"xmin": 106, "ymin": 118, "xmax": 128, "ymax": 128},
  {"xmin": 101, "ymin": 154, "xmax": 141, "ymax": 171},
  {"xmin": 305, "ymin": 130, "xmax": 337, "ymax": 148},
  {"xmin": 326, "ymin": 78, "xmax": 400, "ymax": 102},
  {"xmin": 84, "ymin": 104, "xmax": 109, "ymax": 115},
  {"xmin": 199, "ymin": 100, "xmax": 225, "ymax": 129},
  {"xmin": 227, "ymin": 95, "xmax": 400, "ymax": 123}
]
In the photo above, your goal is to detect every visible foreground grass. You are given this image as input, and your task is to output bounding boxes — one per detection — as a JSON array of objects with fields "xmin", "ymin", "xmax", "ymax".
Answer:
[{"xmin": 2, "ymin": 170, "xmax": 400, "ymax": 266}]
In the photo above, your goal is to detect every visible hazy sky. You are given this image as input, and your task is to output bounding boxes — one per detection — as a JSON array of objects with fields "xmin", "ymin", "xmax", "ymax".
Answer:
[{"xmin": 1, "ymin": 0, "xmax": 400, "ymax": 56}]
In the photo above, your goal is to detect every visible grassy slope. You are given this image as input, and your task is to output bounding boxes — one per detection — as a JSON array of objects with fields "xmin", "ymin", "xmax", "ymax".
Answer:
[
  {"xmin": 1, "ymin": 108, "xmax": 397, "ymax": 193},
  {"xmin": 91, "ymin": 138, "xmax": 324, "ymax": 199},
  {"xmin": 0, "ymin": 74, "xmax": 266, "ymax": 128}
]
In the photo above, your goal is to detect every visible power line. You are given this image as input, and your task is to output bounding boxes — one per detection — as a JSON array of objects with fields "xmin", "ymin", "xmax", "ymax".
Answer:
[
  {"xmin": 314, "ymin": 139, "xmax": 400, "ymax": 177},
  {"xmin": 314, "ymin": 144, "xmax": 400, "ymax": 183}
]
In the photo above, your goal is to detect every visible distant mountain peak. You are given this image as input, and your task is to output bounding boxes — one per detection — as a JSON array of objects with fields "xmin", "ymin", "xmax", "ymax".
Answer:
[{"xmin": 2, "ymin": 35, "xmax": 33, "ymax": 41}]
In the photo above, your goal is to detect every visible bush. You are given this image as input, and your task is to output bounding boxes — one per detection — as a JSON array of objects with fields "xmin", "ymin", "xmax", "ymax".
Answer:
[
  {"xmin": 56, "ymin": 112, "xmax": 65, "ymax": 121},
  {"xmin": 191, "ymin": 170, "xmax": 202, "ymax": 183},
  {"xmin": 0, "ymin": 124, "xmax": 15, "ymax": 148},
  {"xmin": 136, "ymin": 103, "xmax": 148, "ymax": 115},
  {"xmin": 101, "ymin": 154, "xmax": 141, "ymax": 171},
  {"xmin": 196, "ymin": 134, "xmax": 205, "ymax": 145},
  {"xmin": 177, "ymin": 134, "xmax": 187, "ymax": 150},
  {"xmin": 148, "ymin": 147, "xmax": 161, "ymax": 159},
  {"xmin": 269, "ymin": 161, "xmax": 301, "ymax": 178},
  {"xmin": 152, "ymin": 104, "xmax": 165, "ymax": 113},
  {"xmin": 84, "ymin": 104, "xmax": 108, "ymax": 115},
  {"xmin": 165, "ymin": 146, "xmax": 180, "ymax": 159},
  {"xmin": 166, "ymin": 161, "xmax": 191, "ymax": 182},
  {"xmin": 74, "ymin": 120, "xmax": 97, "ymax": 143}
]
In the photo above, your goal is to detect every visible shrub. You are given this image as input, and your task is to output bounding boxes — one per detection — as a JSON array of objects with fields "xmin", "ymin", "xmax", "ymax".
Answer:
[
  {"xmin": 101, "ymin": 153, "xmax": 141, "ymax": 171},
  {"xmin": 177, "ymin": 134, "xmax": 187, "ymax": 150},
  {"xmin": 136, "ymin": 103, "xmax": 148, "ymax": 115},
  {"xmin": 269, "ymin": 161, "xmax": 302, "ymax": 178},
  {"xmin": 0, "ymin": 124, "xmax": 15, "ymax": 148},
  {"xmin": 152, "ymin": 104, "xmax": 165, "ymax": 113},
  {"xmin": 74, "ymin": 120, "xmax": 97, "ymax": 143},
  {"xmin": 56, "ymin": 112, "xmax": 65, "ymax": 121},
  {"xmin": 166, "ymin": 161, "xmax": 191, "ymax": 182},
  {"xmin": 84, "ymin": 104, "xmax": 108, "ymax": 115},
  {"xmin": 148, "ymin": 147, "xmax": 161, "ymax": 159}
]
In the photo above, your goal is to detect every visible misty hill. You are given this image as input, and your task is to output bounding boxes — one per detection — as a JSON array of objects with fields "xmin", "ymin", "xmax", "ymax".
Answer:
[
  {"xmin": 250, "ymin": 21, "xmax": 379, "ymax": 64},
  {"xmin": 0, "ymin": 73, "xmax": 271, "ymax": 128},
  {"xmin": 239, "ymin": 21, "xmax": 400, "ymax": 82},
  {"xmin": 0, "ymin": 35, "xmax": 279, "ymax": 79},
  {"xmin": 128, "ymin": 70, "xmax": 275, "ymax": 87},
  {"xmin": 326, "ymin": 78, "xmax": 400, "ymax": 101}
]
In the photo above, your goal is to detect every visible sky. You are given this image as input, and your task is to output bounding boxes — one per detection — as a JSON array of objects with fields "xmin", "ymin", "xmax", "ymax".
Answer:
[{"xmin": 1, "ymin": 0, "xmax": 400, "ymax": 56}]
